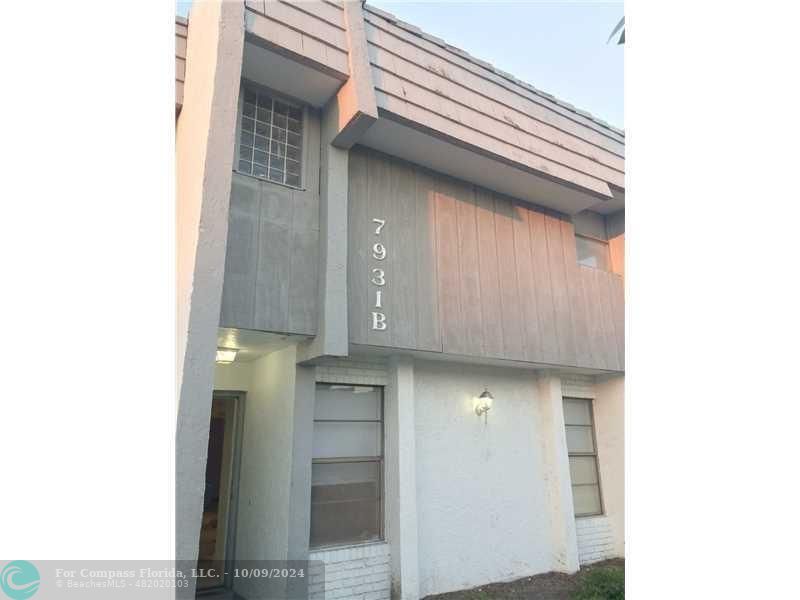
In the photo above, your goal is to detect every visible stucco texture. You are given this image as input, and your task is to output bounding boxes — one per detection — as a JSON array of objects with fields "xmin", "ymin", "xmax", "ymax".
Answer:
[{"xmin": 413, "ymin": 362, "xmax": 553, "ymax": 597}]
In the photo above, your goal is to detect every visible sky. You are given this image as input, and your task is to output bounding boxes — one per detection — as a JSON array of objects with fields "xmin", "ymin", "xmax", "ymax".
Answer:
[{"xmin": 176, "ymin": 1, "xmax": 623, "ymax": 128}]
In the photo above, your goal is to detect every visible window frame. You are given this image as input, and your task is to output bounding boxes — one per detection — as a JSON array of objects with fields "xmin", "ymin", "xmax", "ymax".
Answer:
[
  {"xmin": 563, "ymin": 396, "xmax": 605, "ymax": 518},
  {"xmin": 234, "ymin": 79, "xmax": 308, "ymax": 191},
  {"xmin": 574, "ymin": 233, "xmax": 611, "ymax": 272},
  {"xmin": 310, "ymin": 382, "xmax": 385, "ymax": 550}
]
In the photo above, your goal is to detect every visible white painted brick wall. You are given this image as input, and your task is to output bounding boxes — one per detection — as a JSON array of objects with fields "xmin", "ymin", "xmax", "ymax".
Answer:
[
  {"xmin": 563, "ymin": 376, "xmax": 617, "ymax": 564},
  {"xmin": 575, "ymin": 516, "xmax": 616, "ymax": 565},
  {"xmin": 309, "ymin": 543, "xmax": 391, "ymax": 600},
  {"xmin": 315, "ymin": 357, "xmax": 389, "ymax": 387},
  {"xmin": 561, "ymin": 374, "xmax": 595, "ymax": 399},
  {"xmin": 311, "ymin": 360, "xmax": 390, "ymax": 599}
]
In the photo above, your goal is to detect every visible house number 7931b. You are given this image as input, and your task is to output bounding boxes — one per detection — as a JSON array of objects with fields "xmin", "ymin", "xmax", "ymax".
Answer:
[{"xmin": 371, "ymin": 218, "xmax": 387, "ymax": 331}]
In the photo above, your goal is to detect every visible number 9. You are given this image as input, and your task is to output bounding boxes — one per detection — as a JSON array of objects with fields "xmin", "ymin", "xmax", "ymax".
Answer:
[{"xmin": 372, "ymin": 242, "xmax": 386, "ymax": 261}]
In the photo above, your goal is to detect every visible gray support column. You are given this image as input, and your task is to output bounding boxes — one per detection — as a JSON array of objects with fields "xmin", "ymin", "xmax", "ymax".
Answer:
[
  {"xmin": 299, "ymin": 100, "xmax": 351, "ymax": 362},
  {"xmin": 287, "ymin": 363, "xmax": 316, "ymax": 599},
  {"xmin": 299, "ymin": 0, "xmax": 378, "ymax": 364},
  {"xmin": 288, "ymin": 363, "xmax": 315, "ymax": 561},
  {"xmin": 385, "ymin": 356, "xmax": 420, "ymax": 599},
  {"xmin": 175, "ymin": 0, "xmax": 244, "ymax": 578},
  {"xmin": 536, "ymin": 371, "xmax": 580, "ymax": 573}
]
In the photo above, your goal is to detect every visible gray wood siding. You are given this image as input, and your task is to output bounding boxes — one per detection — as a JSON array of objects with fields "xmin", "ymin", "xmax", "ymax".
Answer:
[
  {"xmin": 348, "ymin": 148, "xmax": 623, "ymax": 371},
  {"xmin": 363, "ymin": 9, "xmax": 624, "ymax": 198},
  {"xmin": 220, "ymin": 173, "xmax": 320, "ymax": 335},
  {"xmin": 245, "ymin": 0, "xmax": 349, "ymax": 77}
]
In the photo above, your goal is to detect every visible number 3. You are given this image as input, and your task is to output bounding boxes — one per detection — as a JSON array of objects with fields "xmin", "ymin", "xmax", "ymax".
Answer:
[{"xmin": 371, "ymin": 268, "xmax": 386, "ymax": 286}]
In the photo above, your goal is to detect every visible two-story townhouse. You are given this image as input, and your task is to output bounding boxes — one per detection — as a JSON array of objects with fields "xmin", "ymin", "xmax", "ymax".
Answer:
[{"xmin": 176, "ymin": 2, "xmax": 624, "ymax": 599}]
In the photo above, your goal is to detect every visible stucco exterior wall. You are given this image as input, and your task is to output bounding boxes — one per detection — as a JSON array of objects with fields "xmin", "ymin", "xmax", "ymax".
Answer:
[
  {"xmin": 214, "ymin": 361, "xmax": 252, "ymax": 391},
  {"xmin": 594, "ymin": 374, "xmax": 625, "ymax": 558},
  {"xmin": 413, "ymin": 361, "xmax": 553, "ymax": 596},
  {"xmin": 233, "ymin": 345, "xmax": 300, "ymax": 599}
]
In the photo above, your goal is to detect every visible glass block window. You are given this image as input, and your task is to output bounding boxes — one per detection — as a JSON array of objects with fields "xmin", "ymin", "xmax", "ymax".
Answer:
[
  {"xmin": 237, "ymin": 86, "xmax": 303, "ymax": 188},
  {"xmin": 563, "ymin": 397, "xmax": 604, "ymax": 517},
  {"xmin": 310, "ymin": 384, "xmax": 384, "ymax": 549}
]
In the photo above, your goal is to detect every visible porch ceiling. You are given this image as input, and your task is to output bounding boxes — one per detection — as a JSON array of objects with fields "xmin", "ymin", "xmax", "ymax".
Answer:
[{"xmin": 217, "ymin": 327, "xmax": 308, "ymax": 362}]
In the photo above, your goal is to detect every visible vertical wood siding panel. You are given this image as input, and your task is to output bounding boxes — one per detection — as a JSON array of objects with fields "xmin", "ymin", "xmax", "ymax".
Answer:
[
  {"xmin": 389, "ymin": 160, "xmax": 418, "ymax": 349},
  {"xmin": 544, "ymin": 214, "xmax": 577, "ymax": 365},
  {"xmin": 366, "ymin": 153, "xmax": 393, "ymax": 346},
  {"xmin": 512, "ymin": 202, "xmax": 543, "ymax": 362},
  {"xmin": 348, "ymin": 150, "xmax": 369, "ymax": 344},
  {"xmin": 288, "ymin": 228, "xmax": 318, "ymax": 334},
  {"xmin": 455, "ymin": 181, "xmax": 484, "ymax": 355},
  {"xmin": 475, "ymin": 189, "xmax": 504, "ymax": 358},
  {"xmin": 493, "ymin": 193, "xmax": 525, "ymax": 360},
  {"xmin": 581, "ymin": 266, "xmax": 610, "ymax": 370},
  {"xmin": 435, "ymin": 178, "xmax": 465, "ymax": 354},
  {"xmin": 610, "ymin": 274, "xmax": 625, "ymax": 368},
  {"xmin": 561, "ymin": 219, "xmax": 593, "ymax": 367},
  {"xmin": 414, "ymin": 169, "xmax": 442, "ymax": 352},
  {"xmin": 598, "ymin": 270, "xmax": 622, "ymax": 370},
  {"xmin": 288, "ymin": 186, "xmax": 319, "ymax": 335},
  {"xmin": 254, "ymin": 184, "xmax": 293, "ymax": 332},
  {"xmin": 528, "ymin": 209, "xmax": 559, "ymax": 364},
  {"xmin": 220, "ymin": 176, "xmax": 259, "ymax": 329},
  {"xmin": 595, "ymin": 268, "xmax": 620, "ymax": 370}
]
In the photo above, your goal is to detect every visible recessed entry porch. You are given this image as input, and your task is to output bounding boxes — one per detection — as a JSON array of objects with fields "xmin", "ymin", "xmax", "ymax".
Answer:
[{"xmin": 195, "ymin": 327, "xmax": 623, "ymax": 599}]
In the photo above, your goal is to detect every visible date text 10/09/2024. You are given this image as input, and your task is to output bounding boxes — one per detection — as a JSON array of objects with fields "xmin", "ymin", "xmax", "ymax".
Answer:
[
  {"xmin": 192, "ymin": 568, "xmax": 306, "ymax": 579},
  {"xmin": 370, "ymin": 218, "xmax": 388, "ymax": 331}
]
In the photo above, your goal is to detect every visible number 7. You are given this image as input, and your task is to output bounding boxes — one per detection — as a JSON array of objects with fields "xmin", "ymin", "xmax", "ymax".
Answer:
[{"xmin": 372, "ymin": 218, "xmax": 386, "ymax": 235}]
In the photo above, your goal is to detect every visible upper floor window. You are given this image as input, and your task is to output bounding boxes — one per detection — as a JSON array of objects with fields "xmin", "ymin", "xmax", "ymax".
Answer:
[
  {"xmin": 237, "ymin": 85, "xmax": 303, "ymax": 188},
  {"xmin": 563, "ymin": 397, "xmax": 604, "ymax": 517},
  {"xmin": 575, "ymin": 235, "xmax": 610, "ymax": 271},
  {"xmin": 310, "ymin": 384, "xmax": 384, "ymax": 549}
]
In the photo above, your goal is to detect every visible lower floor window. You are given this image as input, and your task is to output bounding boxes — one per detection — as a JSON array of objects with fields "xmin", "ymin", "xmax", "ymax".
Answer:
[
  {"xmin": 310, "ymin": 384, "xmax": 383, "ymax": 548},
  {"xmin": 563, "ymin": 397, "xmax": 604, "ymax": 516}
]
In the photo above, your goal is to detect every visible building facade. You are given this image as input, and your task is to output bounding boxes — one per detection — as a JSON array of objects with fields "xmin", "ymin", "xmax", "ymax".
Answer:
[{"xmin": 176, "ymin": 2, "xmax": 624, "ymax": 599}]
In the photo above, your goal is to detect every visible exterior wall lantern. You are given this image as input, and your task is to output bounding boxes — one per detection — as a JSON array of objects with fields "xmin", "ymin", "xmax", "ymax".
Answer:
[
  {"xmin": 215, "ymin": 347, "xmax": 238, "ymax": 365},
  {"xmin": 474, "ymin": 388, "xmax": 494, "ymax": 423}
]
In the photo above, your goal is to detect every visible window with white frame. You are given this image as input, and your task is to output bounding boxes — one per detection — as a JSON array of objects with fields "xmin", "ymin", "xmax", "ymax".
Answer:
[
  {"xmin": 310, "ymin": 384, "xmax": 384, "ymax": 548},
  {"xmin": 563, "ymin": 397, "xmax": 604, "ymax": 517},
  {"xmin": 575, "ymin": 235, "xmax": 611, "ymax": 271},
  {"xmin": 237, "ymin": 85, "xmax": 303, "ymax": 188}
]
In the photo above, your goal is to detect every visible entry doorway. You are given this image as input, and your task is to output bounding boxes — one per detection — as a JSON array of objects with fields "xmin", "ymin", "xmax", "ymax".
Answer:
[{"xmin": 197, "ymin": 394, "xmax": 242, "ymax": 592}]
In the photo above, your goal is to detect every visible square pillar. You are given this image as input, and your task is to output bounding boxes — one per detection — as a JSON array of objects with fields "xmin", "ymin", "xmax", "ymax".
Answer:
[
  {"xmin": 536, "ymin": 372, "xmax": 580, "ymax": 573},
  {"xmin": 385, "ymin": 356, "xmax": 420, "ymax": 599}
]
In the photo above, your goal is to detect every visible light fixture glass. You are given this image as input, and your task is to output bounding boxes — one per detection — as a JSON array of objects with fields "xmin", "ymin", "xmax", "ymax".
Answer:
[
  {"xmin": 475, "ymin": 388, "xmax": 494, "ymax": 423},
  {"xmin": 216, "ymin": 348, "xmax": 238, "ymax": 364}
]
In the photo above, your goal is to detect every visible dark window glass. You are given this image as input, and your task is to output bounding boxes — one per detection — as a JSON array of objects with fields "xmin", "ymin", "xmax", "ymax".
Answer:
[{"xmin": 310, "ymin": 385, "xmax": 383, "ymax": 548}]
